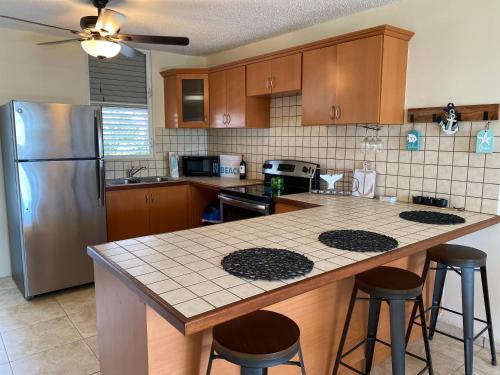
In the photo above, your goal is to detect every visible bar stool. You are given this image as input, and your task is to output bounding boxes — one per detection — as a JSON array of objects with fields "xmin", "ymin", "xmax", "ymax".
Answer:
[
  {"xmin": 332, "ymin": 266, "xmax": 433, "ymax": 375},
  {"xmin": 407, "ymin": 244, "xmax": 497, "ymax": 375},
  {"xmin": 206, "ymin": 310, "xmax": 306, "ymax": 375}
]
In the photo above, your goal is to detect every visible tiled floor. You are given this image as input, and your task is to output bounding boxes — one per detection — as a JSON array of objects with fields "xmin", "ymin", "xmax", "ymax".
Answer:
[
  {"xmin": 0, "ymin": 278, "xmax": 99, "ymax": 375},
  {"xmin": 0, "ymin": 276, "xmax": 499, "ymax": 374}
]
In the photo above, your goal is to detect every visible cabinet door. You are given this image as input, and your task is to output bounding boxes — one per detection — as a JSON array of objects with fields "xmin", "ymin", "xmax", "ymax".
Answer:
[
  {"xmin": 336, "ymin": 36, "xmax": 383, "ymax": 124},
  {"xmin": 106, "ymin": 189, "xmax": 150, "ymax": 241},
  {"xmin": 177, "ymin": 74, "xmax": 209, "ymax": 128},
  {"xmin": 270, "ymin": 53, "xmax": 302, "ymax": 94},
  {"xmin": 209, "ymin": 70, "xmax": 227, "ymax": 128},
  {"xmin": 302, "ymin": 46, "xmax": 337, "ymax": 126},
  {"xmin": 246, "ymin": 60, "xmax": 272, "ymax": 96},
  {"xmin": 149, "ymin": 185, "xmax": 189, "ymax": 234},
  {"xmin": 225, "ymin": 66, "xmax": 246, "ymax": 128}
]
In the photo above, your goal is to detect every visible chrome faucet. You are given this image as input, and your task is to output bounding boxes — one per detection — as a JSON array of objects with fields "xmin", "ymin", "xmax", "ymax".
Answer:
[{"xmin": 127, "ymin": 166, "xmax": 147, "ymax": 178}]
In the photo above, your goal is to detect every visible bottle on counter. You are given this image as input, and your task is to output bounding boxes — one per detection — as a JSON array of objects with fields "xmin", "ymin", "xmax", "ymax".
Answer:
[{"xmin": 239, "ymin": 155, "xmax": 247, "ymax": 180}]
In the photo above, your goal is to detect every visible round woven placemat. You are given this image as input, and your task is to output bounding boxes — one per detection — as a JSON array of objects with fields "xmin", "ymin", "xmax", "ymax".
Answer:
[
  {"xmin": 221, "ymin": 248, "xmax": 314, "ymax": 281},
  {"xmin": 399, "ymin": 210, "xmax": 466, "ymax": 225},
  {"xmin": 318, "ymin": 230, "xmax": 399, "ymax": 253}
]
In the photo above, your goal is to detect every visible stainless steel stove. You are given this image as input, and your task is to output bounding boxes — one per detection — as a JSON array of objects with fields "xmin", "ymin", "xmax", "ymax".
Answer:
[{"xmin": 219, "ymin": 160, "xmax": 318, "ymax": 222}]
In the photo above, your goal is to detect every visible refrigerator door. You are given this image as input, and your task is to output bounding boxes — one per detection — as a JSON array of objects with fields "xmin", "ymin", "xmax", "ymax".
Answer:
[
  {"xmin": 18, "ymin": 159, "xmax": 106, "ymax": 297},
  {"xmin": 13, "ymin": 102, "xmax": 102, "ymax": 160}
]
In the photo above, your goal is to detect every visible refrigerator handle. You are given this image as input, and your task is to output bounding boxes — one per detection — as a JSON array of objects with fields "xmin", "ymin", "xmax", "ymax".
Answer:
[
  {"xmin": 94, "ymin": 109, "xmax": 104, "ymax": 159},
  {"xmin": 96, "ymin": 159, "xmax": 106, "ymax": 207}
]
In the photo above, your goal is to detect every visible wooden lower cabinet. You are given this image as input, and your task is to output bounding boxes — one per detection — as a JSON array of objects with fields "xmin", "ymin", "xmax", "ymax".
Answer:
[
  {"xmin": 149, "ymin": 185, "xmax": 189, "ymax": 235},
  {"xmin": 275, "ymin": 200, "xmax": 319, "ymax": 214},
  {"xmin": 106, "ymin": 188, "xmax": 151, "ymax": 242},
  {"xmin": 106, "ymin": 185, "xmax": 189, "ymax": 241}
]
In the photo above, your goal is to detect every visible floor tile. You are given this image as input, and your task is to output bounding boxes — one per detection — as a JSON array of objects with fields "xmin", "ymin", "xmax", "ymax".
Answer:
[
  {"xmin": 84, "ymin": 336, "xmax": 99, "ymax": 359},
  {"xmin": 0, "ymin": 289, "xmax": 28, "ymax": 310},
  {"xmin": 0, "ymin": 298, "xmax": 65, "ymax": 333},
  {"xmin": 0, "ymin": 279, "xmax": 16, "ymax": 291},
  {"xmin": 0, "ymin": 364, "xmax": 12, "ymax": 375},
  {"xmin": 10, "ymin": 340, "xmax": 99, "ymax": 375},
  {"xmin": 2, "ymin": 316, "xmax": 81, "ymax": 361},
  {"xmin": 55, "ymin": 286, "xmax": 95, "ymax": 316},
  {"xmin": 66, "ymin": 303, "xmax": 97, "ymax": 339}
]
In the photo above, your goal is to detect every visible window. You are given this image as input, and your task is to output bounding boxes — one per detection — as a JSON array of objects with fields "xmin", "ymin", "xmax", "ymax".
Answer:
[{"xmin": 88, "ymin": 52, "xmax": 152, "ymax": 158}]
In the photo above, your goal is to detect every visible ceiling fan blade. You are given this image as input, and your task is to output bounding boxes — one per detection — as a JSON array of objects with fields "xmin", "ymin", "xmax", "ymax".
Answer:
[
  {"xmin": 37, "ymin": 38, "xmax": 83, "ymax": 46},
  {"xmin": 118, "ymin": 34, "xmax": 189, "ymax": 46},
  {"xmin": 117, "ymin": 42, "xmax": 144, "ymax": 58},
  {"xmin": 0, "ymin": 15, "xmax": 79, "ymax": 33},
  {"xmin": 95, "ymin": 9, "xmax": 126, "ymax": 36}
]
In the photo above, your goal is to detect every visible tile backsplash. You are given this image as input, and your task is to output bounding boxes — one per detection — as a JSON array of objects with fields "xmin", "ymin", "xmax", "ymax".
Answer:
[
  {"xmin": 105, "ymin": 95, "xmax": 500, "ymax": 215},
  {"xmin": 105, "ymin": 128, "xmax": 208, "ymax": 179},
  {"xmin": 208, "ymin": 95, "xmax": 500, "ymax": 215}
]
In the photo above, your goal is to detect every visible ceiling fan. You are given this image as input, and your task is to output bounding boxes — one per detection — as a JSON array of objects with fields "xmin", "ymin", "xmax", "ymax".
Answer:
[{"xmin": 0, "ymin": 0, "xmax": 189, "ymax": 59}]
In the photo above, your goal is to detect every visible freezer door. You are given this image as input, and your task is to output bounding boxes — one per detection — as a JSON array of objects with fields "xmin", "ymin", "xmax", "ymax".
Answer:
[
  {"xmin": 18, "ymin": 159, "xmax": 106, "ymax": 297},
  {"xmin": 13, "ymin": 102, "xmax": 102, "ymax": 160}
]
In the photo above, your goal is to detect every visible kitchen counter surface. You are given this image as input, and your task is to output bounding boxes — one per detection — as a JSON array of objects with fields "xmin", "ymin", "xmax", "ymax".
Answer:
[
  {"xmin": 105, "ymin": 176, "xmax": 262, "ymax": 191},
  {"xmin": 87, "ymin": 195, "xmax": 500, "ymax": 335}
]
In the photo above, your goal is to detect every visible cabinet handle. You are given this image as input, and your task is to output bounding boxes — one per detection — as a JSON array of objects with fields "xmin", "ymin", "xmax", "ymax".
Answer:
[
  {"xmin": 335, "ymin": 105, "xmax": 342, "ymax": 120},
  {"xmin": 145, "ymin": 194, "xmax": 149, "ymax": 204},
  {"xmin": 227, "ymin": 113, "xmax": 231, "ymax": 124},
  {"xmin": 223, "ymin": 114, "xmax": 227, "ymax": 124},
  {"xmin": 270, "ymin": 77, "xmax": 275, "ymax": 89},
  {"xmin": 150, "ymin": 193, "xmax": 154, "ymax": 204},
  {"xmin": 265, "ymin": 78, "xmax": 270, "ymax": 90},
  {"xmin": 329, "ymin": 106, "xmax": 335, "ymax": 120}
]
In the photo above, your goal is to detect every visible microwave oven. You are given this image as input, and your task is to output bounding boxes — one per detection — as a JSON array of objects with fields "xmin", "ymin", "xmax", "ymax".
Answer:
[{"xmin": 181, "ymin": 156, "xmax": 220, "ymax": 177}]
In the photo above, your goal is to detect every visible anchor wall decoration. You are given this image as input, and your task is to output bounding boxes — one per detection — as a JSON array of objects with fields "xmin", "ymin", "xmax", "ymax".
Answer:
[{"xmin": 438, "ymin": 102, "xmax": 459, "ymax": 135}]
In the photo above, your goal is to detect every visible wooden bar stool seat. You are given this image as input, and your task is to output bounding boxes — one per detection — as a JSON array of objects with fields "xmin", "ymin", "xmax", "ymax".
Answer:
[
  {"xmin": 407, "ymin": 244, "xmax": 496, "ymax": 375},
  {"xmin": 206, "ymin": 310, "xmax": 306, "ymax": 375},
  {"xmin": 332, "ymin": 266, "xmax": 433, "ymax": 375}
]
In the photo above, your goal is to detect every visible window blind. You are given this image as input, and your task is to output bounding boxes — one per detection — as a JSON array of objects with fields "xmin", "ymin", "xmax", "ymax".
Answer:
[
  {"xmin": 102, "ymin": 107, "xmax": 150, "ymax": 157},
  {"xmin": 89, "ymin": 54, "xmax": 148, "ymax": 104}
]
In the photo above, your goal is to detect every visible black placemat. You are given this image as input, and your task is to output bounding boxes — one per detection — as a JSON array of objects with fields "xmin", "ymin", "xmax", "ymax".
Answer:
[
  {"xmin": 318, "ymin": 230, "xmax": 399, "ymax": 252},
  {"xmin": 221, "ymin": 248, "xmax": 314, "ymax": 281},
  {"xmin": 399, "ymin": 210, "xmax": 466, "ymax": 225}
]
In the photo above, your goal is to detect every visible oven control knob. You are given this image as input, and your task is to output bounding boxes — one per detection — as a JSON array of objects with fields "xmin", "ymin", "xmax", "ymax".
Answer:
[
  {"xmin": 263, "ymin": 163, "xmax": 272, "ymax": 169},
  {"xmin": 302, "ymin": 166, "xmax": 309, "ymax": 173}
]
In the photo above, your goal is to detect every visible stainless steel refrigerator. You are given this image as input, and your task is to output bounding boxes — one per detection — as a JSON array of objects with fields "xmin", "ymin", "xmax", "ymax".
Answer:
[{"xmin": 0, "ymin": 101, "xmax": 107, "ymax": 299}]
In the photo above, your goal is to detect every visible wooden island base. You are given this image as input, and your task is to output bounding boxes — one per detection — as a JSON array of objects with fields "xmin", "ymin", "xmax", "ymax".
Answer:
[{"xmin": 95, "ymin": 253, "xmax": 434, "ymax": 375}]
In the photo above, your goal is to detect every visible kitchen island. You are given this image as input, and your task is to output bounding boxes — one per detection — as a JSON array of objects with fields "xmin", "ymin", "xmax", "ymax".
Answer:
[{"xmin": 87, "ymin": 195, "xmax": 500, "ymax": 375}]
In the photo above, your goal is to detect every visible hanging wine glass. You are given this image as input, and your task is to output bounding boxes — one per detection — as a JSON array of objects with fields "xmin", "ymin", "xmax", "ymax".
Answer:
[
  {"xmin": 368, "ymin": 129, "xmax": 378, "ymax": 150},
  {"xmin": 360, "ymin": 129, "xmax": 369, "ymax": 149}
]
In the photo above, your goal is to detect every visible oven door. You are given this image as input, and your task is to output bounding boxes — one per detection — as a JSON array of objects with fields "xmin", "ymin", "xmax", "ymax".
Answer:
[{"xmin": 219, "ymin": 194, "xmax": 271, "ymax": 223}]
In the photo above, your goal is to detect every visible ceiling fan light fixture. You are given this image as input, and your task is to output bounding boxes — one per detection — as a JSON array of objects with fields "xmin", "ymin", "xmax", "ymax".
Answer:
[
  {"xmin": 81, "ymin": 39, "xmax": 121, "ymax": 59},
  {"xmin": 95, "ymin": 9, "xmax": 126, "ymax": 36}
]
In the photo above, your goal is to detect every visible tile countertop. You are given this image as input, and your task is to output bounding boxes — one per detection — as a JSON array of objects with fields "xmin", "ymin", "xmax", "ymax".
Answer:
[
  {"xmin": 87, "ymin": 195, "xmax": 500, "ymax": 335},
  {"xmin": 105, "ymin": 176, "xmax": 263, "ymax": 191}
]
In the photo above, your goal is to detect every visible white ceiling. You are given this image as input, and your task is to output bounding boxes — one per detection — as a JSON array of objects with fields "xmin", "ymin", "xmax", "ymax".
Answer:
[{"xmin": 0, "ymin": 0, "xmax": 396, "ymax": 55}]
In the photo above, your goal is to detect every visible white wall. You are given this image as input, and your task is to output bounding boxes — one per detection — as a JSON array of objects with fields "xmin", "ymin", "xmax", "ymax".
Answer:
[{"xmin": 0, "ymin": 27, "xmax": 206, "ymax": 277}]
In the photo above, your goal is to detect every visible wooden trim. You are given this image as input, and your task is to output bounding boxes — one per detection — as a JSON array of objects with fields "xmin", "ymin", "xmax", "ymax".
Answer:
[
  {"xmin": 208, "ymin": 25, "xmax": 413, "ymax": 73},
  {"xmin": 88, "ymin": 213, "xmax": 500, "ymax": 336},
  {"xmin": 407, "ymin": 104, "xmax": 500, "ymax": 123},
  {"xmin": 105, "ymin": 180, "xmax": 190, "ymax": 192}
]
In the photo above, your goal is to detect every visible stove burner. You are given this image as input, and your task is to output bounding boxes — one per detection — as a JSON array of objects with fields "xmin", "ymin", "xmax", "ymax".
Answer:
[
  {"xmin": 318, "ymin": 230, "xmax": 399, "ymax": 253},
  {"xmin": 221, "ymin": 248, "xmax": 314, "ymax": 281},
  {"xmin": 399, "ymin": 211, "xmax": 466, "ymax": 225}
]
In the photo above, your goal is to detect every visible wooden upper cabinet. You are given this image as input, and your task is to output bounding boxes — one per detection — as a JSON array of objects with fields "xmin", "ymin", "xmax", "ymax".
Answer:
[
  {"xmin": 302, "ymin": 34, "xmax": 410, "ymax": 125},
  {"xmin": 302, "ymin": 46, "xmax": 337, "ymax": 126},
  {"xmin": 161, "ymin": 70, "xmax": 209, "ymax": 128},
  {"xmin": 210, "ymin": 66, "xmax": 270, "ymax": 128},
  {"xmin": 209, "ymin": 70, "xmax": 227, "ymax": 128},
  {"xmin": 149, "ymin": 185, "xmax": 189, "ymax": 235},
  {"xmin": 246, "ymin": 53, "xmax": 302, "ymax": 96},
  {"xmin": 336, "ymin": 36, "xmax": 382, "ymax": 124}
]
